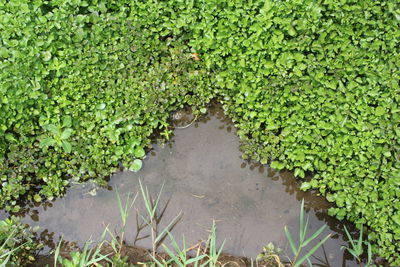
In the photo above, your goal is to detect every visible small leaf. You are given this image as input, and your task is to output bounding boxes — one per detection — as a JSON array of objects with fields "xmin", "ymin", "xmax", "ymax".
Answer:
[
  {"xmin": 393, "ymin": 214, "xmax": 400, "ymax": 226},
  {"xmin": 33, "ymin": 194, "xmax": 42, "ymax": 202},
  {"xmin": 271, "ymin": 161, "xmax": 284, "ymax": 170},
  {"xmin": 42, "ymin": 51, "xmax": 52, "ymax": 61},
  {"xmin": 43, "ymin": 124, "xmax": 59, "ymax": 135},
  {"xmin": 300, "ymin": 182, "xmax": 311, "ymax": 191},
  {"xmin": 40, "ymin": 138, "xmax": 56, "ymax": 148},
  {"xmin": 129, "ymin": 159, "xmax": 142, "ymax": 172},
  {"xmin": 97, "ymin": 103, "xmax": 106, "ymax": 110},
  {"xmin": 60, "ymin": 128, "xmax": 73, "ymax": 140},
  {"xmin": 383, "ymin": 151, "xmax": 391, "ymax": 157},
  {"xmin": 62, "ymin": 140, "xmax": 72, "ymax": 153},
  {"xmin": 62, "ymin": 116, "xmax": 72, "ymax": 128},
  {"xmin": 0, "ymin": 47, "xmax": 9, "ymax": 58},
  {"xmin": 5, "ymin": 133, "xmax": 16, "ymax": 142},
  {"xmin": 294, "ymin": 168, "xmax": 305, "ymax": 178},
  {"xmin": 134, "ymin": 147, "xmax": 146, "ymax": 158},
  {"xmin": 375, "ymin": 106, "xmax": 385, "ymax": 116}
]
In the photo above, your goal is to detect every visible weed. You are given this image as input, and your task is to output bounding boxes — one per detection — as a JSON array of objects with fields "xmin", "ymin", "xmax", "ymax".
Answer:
[
  {"xmin": 54, "ymin": 233, "xmax": 110, "ymax": 267},
  {"xmin": 342, "ymin": 224, "xmax": 373, "ymax": 267},
  {"xmin": 284, "ymin": 199, "xmax": 331, "ymax": 267}
]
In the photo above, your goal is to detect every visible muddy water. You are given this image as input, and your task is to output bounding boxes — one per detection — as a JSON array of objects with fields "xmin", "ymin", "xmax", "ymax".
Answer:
[{"xmin": 3, "ymin": 104, "xmax": 359, "ymax": 266}]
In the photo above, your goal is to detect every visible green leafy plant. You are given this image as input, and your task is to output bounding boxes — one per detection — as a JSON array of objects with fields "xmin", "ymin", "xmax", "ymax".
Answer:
[
  {"xmin": 39, "ymin": 123, "xmax": 74, "ymax": 153},
  {"xmin": 0, "ymin": 0, "xmax": 211, "ymax": 212},
  {"xmin": 202, "ymin": 221, "xmax": 225, "ymax": 266},
  {"xmin": 284, "ymin": 200, "xmax": 331, "ymax": 267},
  {"xmin": 256, "ymin": 243, "xmax": 284, "ymax": 267},
  {"xmin": 151, "ymin": 221, "xmax": 225, "ymax": 267},
  {"xmin": 77, "ymin": 184, "xmax": 226, "ymax": 266},
  {"xmin": 105, "ymin": 190, "xmax": 137, "ymax": 266},
  {"xmin": 137, "ymin": 180, "xmax": 182, "ymax": 258},
  {"xmin": 0, "ymin": 216, "xmax": 42, "ymax": 266},
  {"xmin": 342, "ymin": 224, "xmax": 373, "ymax": 267},
  {"xmin": 1, "ymin": 0, "xmax": 399, "ymax": 264},
  {"xmin": 151, "ymin": 232, "xmax": 207, "ymax": 267},
  {"xmin": 54, "ymin": 234, "xmax": 110, "ymax": 267},
  {"xmin": 0, "ymin": 229, "xmax": 20, "ymax": 267}
]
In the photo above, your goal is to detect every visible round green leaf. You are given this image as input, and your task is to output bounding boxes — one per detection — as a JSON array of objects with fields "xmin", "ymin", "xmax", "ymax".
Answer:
[
  {"xmin": 129, "ymin": 159, "xmax": 143, "ymax": 172},
  {"xmin": 134, "ymin": 147, "xmax": 146, "ymax": 158},
  {"xmin": 42, "ymin": 51, "xmax": 52, "ymax": 61},
  {"xmin": 33, "ymin": 194, "xmax": 42, "ymax": 202}
]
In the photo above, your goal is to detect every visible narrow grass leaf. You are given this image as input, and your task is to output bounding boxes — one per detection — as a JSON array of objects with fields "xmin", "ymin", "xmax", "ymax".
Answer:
[
  {"xmin": 153, "ymin": 182, "xmax": 165, "ymax": 217},
  {"xmin": 306, "ymin": 257, "xmax": 313, "ymax": 267},
  {"xmin": 162, "ymin": 243, "xmax": 184, "ymax": 267},
  {"xmin": 54, "ymin": 235, "xmax": 63, "ymax": 267},
  {"xmin": 155, "ymin": 211, "xmax": 182, "ymax": 245},
  {"xmin": 301, "ymin": 224, "xmax": 327, "ymax": 248},
  {"xmin": 187, "ymin": 255, "xmax": 207, "ymax": 264},
  {"xmin": 139, "ymin": 180, "xmax": 154, "ymax": 217},
  {"xmin": 343, "ymin": 225, "xmax": 356, "ymax": 249},
  {"xmin": 284, "ymin": 226, "xmax": 297, "ymax": 255},
  {"xmin": 295, "ymin": 234, "xmax": 331, "ymax": 267},
  {"xmin": 299, "ymin": 199, "xmax": 305, "ymax": 243},
  {"xmin": 356, "ymin": 225, "xmax": 363, "ymax": 255}
]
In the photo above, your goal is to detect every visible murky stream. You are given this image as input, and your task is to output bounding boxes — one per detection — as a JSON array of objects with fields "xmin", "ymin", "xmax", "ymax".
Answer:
[{"xmin": 1, "ymin": 103, "xmax": 360, "ymax": 266}]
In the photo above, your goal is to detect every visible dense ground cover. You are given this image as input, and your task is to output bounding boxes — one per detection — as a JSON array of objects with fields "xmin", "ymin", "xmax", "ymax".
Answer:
[{"xmin": 1, "ymin": 0, "xmax": 399, "ymax": 264}]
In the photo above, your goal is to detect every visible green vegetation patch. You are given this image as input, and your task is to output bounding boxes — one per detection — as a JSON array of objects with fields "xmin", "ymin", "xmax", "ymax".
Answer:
[
  {"xmin": 0, "ymin": 0, "xmax": 212, "ymax": 208},
  {"xmin": 0, "ymin": 216, "xmax": 42, "ymax": 266},
  {"xmin": 0, "ymin": 0, "xmax": 399, "ymax": 264}
]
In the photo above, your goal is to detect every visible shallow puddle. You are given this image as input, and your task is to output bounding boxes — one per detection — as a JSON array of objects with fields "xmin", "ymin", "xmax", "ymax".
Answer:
[{"xmin": 2, "ymin": 104, "xmax": 360, "ymax": 266}]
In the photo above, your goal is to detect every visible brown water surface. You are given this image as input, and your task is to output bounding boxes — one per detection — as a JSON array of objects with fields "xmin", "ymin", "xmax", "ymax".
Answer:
[{"xmin": 2, "ymin": 103, "xmax": 359, "ymax": 266}]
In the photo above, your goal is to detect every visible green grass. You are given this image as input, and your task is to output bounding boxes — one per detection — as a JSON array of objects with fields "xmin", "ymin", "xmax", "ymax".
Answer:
[
  {"xmin": 284, "ymin": 199, "xmax": 331, "ymax": 267},
  {"xmin": 342, "ymin": 224, "xmax": 373, "ymax": 267}
]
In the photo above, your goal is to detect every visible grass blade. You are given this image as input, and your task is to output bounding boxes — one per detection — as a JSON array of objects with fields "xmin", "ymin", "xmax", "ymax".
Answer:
[
  {"xmin": 295, "ymin": 234, "xmax": 331, "ymax": 267},
  {"xmin": 343, "ymin": 225, "xmax": 356, "ymax": 249},
  {"xmin": 139, "ymin": 180, "xmax": 154, "ymax": 218},
  {"xmin": 155, "ymin": 211, "xmax": 182, "ymax": 245},
  {"xmin": 150, "ymin": 253, "xmax": 167, "ymax": 267},
  {"xmin": 306, "ymin": 257, "xmax": 313, "ymax": 267},
  {"xmin": 153, "ymin": 182, "xmax": 165, "ymax": 217},
  {"xmin": 356, "ymin": 225, "xmax": 363, "ymax": 255},
  {"xmin": 301, "ymin": 224, "xmax": 327, "ymax": 248},
  {"xmin": 366, "ymin": 241, "xmax": 372, "ymax": 266},
  {"xmin": 299, "ymin": 199, "xmax": 305, "ymax": 243},
  {"xmin": 162, "ymin": 243, "xmax": 184, "ymax": 267},
  {"xmin": 187, "ymin": 255, "xmax": 207, "ymax": 264},
  {"xmin": 284, "ymin": 226, "xmax": 297, "ymax": 255},
  {"xmin": 53, "ymin": 235, "xmax": 63, "ymax": 267}
]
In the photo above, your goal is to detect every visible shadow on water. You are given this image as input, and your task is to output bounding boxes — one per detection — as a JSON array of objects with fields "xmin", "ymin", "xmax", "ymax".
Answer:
[{"xmin": 1, "ymin": 102, "xmax": 362, "ymax": 266}]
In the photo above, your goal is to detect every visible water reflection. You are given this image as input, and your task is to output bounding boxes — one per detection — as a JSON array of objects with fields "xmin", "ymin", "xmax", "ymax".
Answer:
[{"xmin": 1, "ymin": 102, "xmax": 362, "ymax": 267}]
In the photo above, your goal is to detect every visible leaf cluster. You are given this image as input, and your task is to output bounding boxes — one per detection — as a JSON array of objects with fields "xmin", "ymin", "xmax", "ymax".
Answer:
[{"xmin": 1, "ymin": 0, "xmax": 399, "ymax": 264}]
